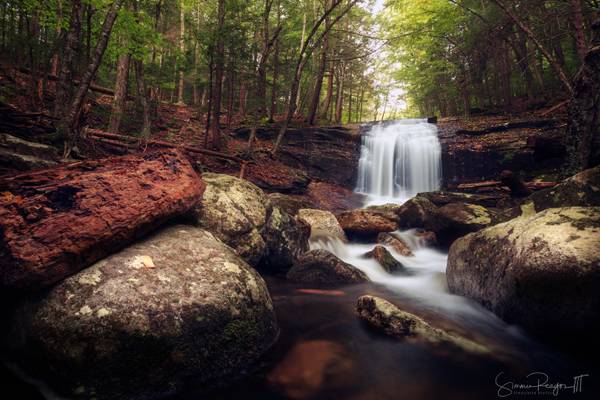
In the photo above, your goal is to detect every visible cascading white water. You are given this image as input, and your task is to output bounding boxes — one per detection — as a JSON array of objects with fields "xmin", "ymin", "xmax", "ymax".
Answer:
[{"xmin": 356, "ymin": 119, "xmax": 442, "ymax": 205}]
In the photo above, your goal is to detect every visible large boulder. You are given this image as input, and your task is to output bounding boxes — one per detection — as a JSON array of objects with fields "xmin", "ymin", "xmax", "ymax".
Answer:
[
  {"xmin": 194, "ymin": 173, "xmax": 308, "ymax": 269},
  {"xmin": 287, "ymin": 250, "xmax": 369, "ymax": 286},
  {"xmin": 356, "ymin": 296, "xmax": 489, "ymax": 355},
  {"xmin": 336, "ymin": 209, "xmax": 399, "ymax": 237},
  {"xmin": 0, "ymin": 149, "xmax": 204, "ymax": 291},
  {"xmin": 529, "ymin": 165, "xmax": 600, "ymax": 211},
  {"xmin": 4, "ymin": 226, "xmax": 278, "ymax": 399},
  {"xmin": 194, "ymin": 173, "xmax": 270, "ymax": 265},
  {"xmin": 297, "ymin": 208, "xmax": 347, "ymax": 241},
  {"xmin": 447, "ymin": 207, "xmax": 600, "ymax": 340}
]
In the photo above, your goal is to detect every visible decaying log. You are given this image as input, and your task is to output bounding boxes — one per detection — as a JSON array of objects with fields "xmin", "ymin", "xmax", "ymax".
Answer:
[
  {"xmin": 500, "ymin": 170, "xmax": 532, "ymax": 197},
  {"xmin": 83, "ymin": 128, "xmax": 243, "ymax": 162},
  {"xmin": 455, "ymin": 119, "xmax": 557, "ymax": 136},
  {"xmin": 0, "ymin": 149, "xmax": 205, "ymax": 291},
  {"xmin": 455, "ymin": 180, "xmax": 557, "ymax": 191}
]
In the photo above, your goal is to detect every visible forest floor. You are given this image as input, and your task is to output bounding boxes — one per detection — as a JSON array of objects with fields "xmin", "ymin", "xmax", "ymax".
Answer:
[{"xmin": 0, "ymin": 66, "xmax": 569, "ymax": 211}]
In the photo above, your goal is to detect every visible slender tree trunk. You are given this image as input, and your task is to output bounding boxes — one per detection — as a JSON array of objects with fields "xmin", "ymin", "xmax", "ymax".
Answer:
[
  {"xmin": 347, "ymin": 85, "xmax": 352, "ymax": 123},
  {"xmin": 492, "ymin": 0, "xmax": 573, "ymax": 94},
  {"xmin": 108, "ymin": 52, "xmax": 131, "ymax": 133},
  {"xmin": 335, "ymin": 62, "xmax": 345, "ymax": 123},
  {"xmin": 54, "ymin": 0, "xmax": 82, "ymax": 119},
  {"xmin": 62, "ymin": 0, "xmax": 124, "ymax": 154},
  {"xmin": 177, "ymin": 0, "xmax": 185, "ymax": 105},
  {"xmin": 134, "ymin": 59, "xmax": 151, "ymax": 137},
  {"xmin": 307, "ymin": 1, "xmax": 330, "ymax": 125},
  {"xmin": 571, "ymin": 0, "xmax": 588, "ymax": 64},
  {"xmin": 269, "ymin": 0, "xmax": 281, "ymax": 122},
  {"xmin": 321, "ymin": 66, "xmax": 334, "ymax": 120},
  {"xmin": 210, "ymin": 0, "xmax": 226, "ymax": 149}
]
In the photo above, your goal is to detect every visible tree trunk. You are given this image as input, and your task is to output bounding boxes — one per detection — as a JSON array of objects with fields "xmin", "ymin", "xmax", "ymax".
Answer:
[
  {"xmin": 321, "ymin": 66, "xmax": 334, "ymax": 120},
  {"xmin": 492, "ymin": 0, "xmax": 573, "ymax": 94},
  {"xmin": 134, "ymin": 59, "xmax": 151, "ymax": 137},
  {"xmin": 210, "ymin": 0, "xmax": 225, "ymax": 150},
  {"xmin": 335, "ymin": 62, "xmax": 345, "ymax": 124},
  {"xmin": 563, "ymin": 15, "xmax": 600, "ymax": 175},
  {"xmin": 177, "ymin": 0, "xmax": 185, "ymax": 105},
  {"xmin": 571, "ymin": 0, "xmax": 588, "ymax": 64},
  {"xmin": 54, "ymin": 0, "xmax": 82, "ymax": 119},
  {"xmin": 268, "ymin": 0, "xmax": 281, "ymax": 123},
  {"xmin": 108, "ymin": 52, "xmax": 131, "ymax": 133},
  {"xmin": 62, "ymin": 0, "xmax": 123, "ymax": 155},
  {"xmin": 0, "ymin": 149, "xmax": 204, "ymax": 291},
  {"xmin": 307, "ymin": 14, "xmax": 329, "ymax": 125}
]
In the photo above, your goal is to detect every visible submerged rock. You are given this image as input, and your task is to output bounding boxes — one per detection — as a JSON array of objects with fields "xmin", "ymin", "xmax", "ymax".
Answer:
[
  {"xmin": 287, "ymin": 250, "xmax": 369, "ymax": 286},
  {"xmin": 4, "ymin": 225, "xmax": 278, "ymax": 399},
  {"xmin": 194, "ymin": 173, "xmax": 308, "ymax": 269},
  {"xmin": 336, "ymin": 209, "xmax": 399, "ymax": 237},
  {"xmin": 364, "ymin": 246, "xmax": 407, "ymax": 274},
  {"xmin": 447, "ymin": 207, "xmax": 600, "ymax": 340},
  {"xmin": 377, "ymin": 232, "xmax": 414, "ymax": 256},
  {"xmin": 356, "ymin": 296, "xmax": 489, "ymax": 355},
  {"xmin": 267, "ymin": 340, "xmax": 356, "ymax": 400},
  {"xmin": 297, "ymin": 208, "xmax": 347, "ymax": 241}
]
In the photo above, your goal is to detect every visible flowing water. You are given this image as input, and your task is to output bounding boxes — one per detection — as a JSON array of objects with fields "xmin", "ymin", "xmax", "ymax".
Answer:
[
  {"xmin": 209, "ymin": 120, "xmax": 595, "ymax": 399},
  {"xmin": 356, "ymin": 120, "xmax": 442, "ymax": 205}
]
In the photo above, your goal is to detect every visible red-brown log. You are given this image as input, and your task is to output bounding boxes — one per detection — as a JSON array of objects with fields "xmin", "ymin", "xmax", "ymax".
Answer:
[{"xmin": 0, "ymin": 149, "xmax": 205, "ymax": 291}]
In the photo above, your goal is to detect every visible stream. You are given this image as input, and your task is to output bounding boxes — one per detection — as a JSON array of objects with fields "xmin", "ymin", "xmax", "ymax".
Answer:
[{"xmin": 210, "ymin": 120, "xmax": 595, "ymax": 400}]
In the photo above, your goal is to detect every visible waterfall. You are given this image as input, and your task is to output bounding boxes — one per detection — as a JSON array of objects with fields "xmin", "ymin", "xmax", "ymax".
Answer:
[{"xmin": 356, "ymin": 119, "xmax": 442, "ymax": 204}]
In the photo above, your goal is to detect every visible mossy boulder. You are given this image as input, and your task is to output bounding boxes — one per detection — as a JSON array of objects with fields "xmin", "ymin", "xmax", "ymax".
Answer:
[
  {"xmin": 195, "ymin": 173, "xmax": 308, "ymax": 269},
  {"xmin": 529, "ymin": 165, "xmax": 600, "ymax": 212},
  {"xmin": 287, "ymin": 249, "xmax": 369, "ymax": 286},
  {"xmin": 297, "ymin": 208, "xmax": 347, "ymax": 241},
  {"xmin": 447, "ymin": 207, "xmax": 600, "ymax": 340},
  {"xmin": 3, "ymin": 226, "xmax": 278, "ymax": 399},
  {"xmin": 396, "ymin": 197, "xmax": 443, "ymax": 231}
]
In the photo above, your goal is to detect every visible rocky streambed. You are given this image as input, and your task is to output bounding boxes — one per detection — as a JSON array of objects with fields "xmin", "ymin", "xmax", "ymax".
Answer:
[{"xmin": 1, "ymin": 138, "xmax": 600, "ymax": 399}]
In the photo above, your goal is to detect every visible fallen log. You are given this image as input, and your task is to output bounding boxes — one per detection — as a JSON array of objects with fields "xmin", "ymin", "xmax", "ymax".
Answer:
[
  {"xmin": 455, "ymin": 180, "xmax": 557, "ymax": 191},
  {"xmin": 83, "ymin": 128, "xmax": 243, "ymax": 163},
  {"xmin": 0, "ymin": 149, "xmax": 205, "ymax": 291},
  {"xmin": 455, "ymin": 119, "xmax": 557, "ymax": 136}
]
